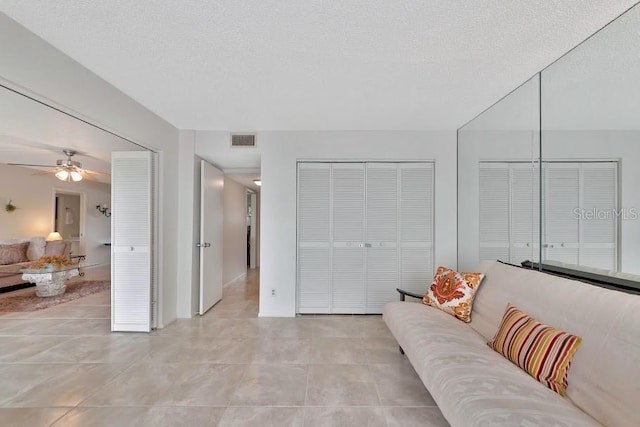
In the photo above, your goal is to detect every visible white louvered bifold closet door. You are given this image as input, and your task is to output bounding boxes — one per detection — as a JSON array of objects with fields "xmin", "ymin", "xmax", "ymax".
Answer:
[
  {"xmin": 479, "ymin": 164, "xmax": 510, "ymax": 262},
  {"xmin": 581, "ymin": 163, "xmax": 618, "ymax": 269},
  {"xmin": 297, "ymin": 163, "xmax": 331, "ymax": 313},
  {"xmin": 111, "ymin": 151, "xmax": 153, "ymax": 332},
  {"xmin": 398, "ymin": 163, "xmax": 435, "ymax": 296},
  {"xmin": 297, "ymin": 162, "xmax": 434, "ymax": 314},
  {"xmin": 366, "ymin": 163, "xmax": 399, "ymax": 313},
  {"xmin": 332, "ymin": 163, "xmax": 366, "ymax": 313}
]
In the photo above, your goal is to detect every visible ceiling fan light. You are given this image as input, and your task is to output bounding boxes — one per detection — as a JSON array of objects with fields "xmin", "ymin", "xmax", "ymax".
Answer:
[
  {"xmin": 70, "ymin": 171, "xmax": 83, "ymax": 182},
  {"xmin": 55, "ymin": 169, "xmax": 69, "ymax": 181}
]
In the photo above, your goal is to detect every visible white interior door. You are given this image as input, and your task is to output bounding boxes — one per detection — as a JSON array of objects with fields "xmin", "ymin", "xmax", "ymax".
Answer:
[
  {"xmin": 332, "ymin": 163, "xmax": 366, "ymax": 313},
  {"xmin": 365, "ymin": 163, "xmax": 399, "ymax": 313},
  {"xmin": 398, "ymin": 163, "xmax": 435, "ymax": 295},
  {"xmin": 199, "ymin": 160, "xmax": 224, "ymax": 315},
  {"xmin": 111, "ymin": 151, "xmax": 152, "ymax": 332},
  {"xmin": 297, "ymin": 163, "xmax": 332, "ymax": 313}
]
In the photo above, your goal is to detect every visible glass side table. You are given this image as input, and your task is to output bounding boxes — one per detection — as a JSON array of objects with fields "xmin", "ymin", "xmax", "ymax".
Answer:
[
  {"xmin": 69, "ymin": 254, "xmax": 87, "ymax": 276},
  {"xmin": 20, "ymin": 265, "xmax": 80, "ymax": 297},
  {"xmin": 20, "ymin": 260, "xmax": 96, "ymax": 297}
]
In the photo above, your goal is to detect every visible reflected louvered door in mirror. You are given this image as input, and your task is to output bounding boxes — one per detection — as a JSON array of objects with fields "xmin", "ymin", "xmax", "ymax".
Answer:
[
  {"xmin": 479, "ymin": 164, "xmax": 510, "ymax": 262},
  {"xmin": 580, "ymin": 163, "xmax": 617, "ymax": 269},
  {"xmin": 510, "ymin": 163, "xmax": 541, "ymax": 264},
  {"xmin": 544, "ymin": 161, "xmax": 618, "ymax": 270},
  {"xmin": 111, "ymin": 151, "xmax": 152, "ymax": 332},
  {"xmin": 545, "ymin": 163, "xmax": 580, "ymax": 264}
]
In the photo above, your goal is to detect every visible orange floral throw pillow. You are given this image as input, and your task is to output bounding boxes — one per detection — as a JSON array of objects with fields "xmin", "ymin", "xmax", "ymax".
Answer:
[{"xmin": 422, "ymin": 266, "xmax": 485, "ymax": 322}]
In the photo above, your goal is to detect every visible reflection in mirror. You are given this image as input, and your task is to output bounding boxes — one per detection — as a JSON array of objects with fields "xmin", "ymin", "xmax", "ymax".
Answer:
[
  {"xmin": 0, "ymin": 84, "xmax": 144, "ymax": 278},
  {"xmin": 457, "ymin": 75, "xmax": 540, "ymax": 271},
  {"xmin": 54, "ymin": 191, "xmax": 83, "ymax": 256},
  {"xmin": 541, "ymin": 4, "xmax": 640, "ymax": 278}
]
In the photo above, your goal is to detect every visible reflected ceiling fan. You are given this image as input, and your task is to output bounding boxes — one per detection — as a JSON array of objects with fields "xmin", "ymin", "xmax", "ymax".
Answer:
[{"xmin": 8, "ymin": 149, "xmax": 109, "ymax": 182}]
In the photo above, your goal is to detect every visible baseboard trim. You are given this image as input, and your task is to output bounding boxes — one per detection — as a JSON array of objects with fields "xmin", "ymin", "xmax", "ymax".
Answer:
[{"xmin": 223, "ymin": 272, "xmax": 247, "ymax": 288}]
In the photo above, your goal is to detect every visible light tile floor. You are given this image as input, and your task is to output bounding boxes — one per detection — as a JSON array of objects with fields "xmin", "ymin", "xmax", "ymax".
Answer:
[{"xmin": 0, "ymin": 269, "xmax": 448, "ymax": 426}]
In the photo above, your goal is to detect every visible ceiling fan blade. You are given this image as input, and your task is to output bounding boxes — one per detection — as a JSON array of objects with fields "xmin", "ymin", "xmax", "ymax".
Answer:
[
  {"xmin": 80, "ymin": 173, "xmax": 97, "ymax": 182},
  {"xmin": 6, "ymin": 163, "xmax": 57, "ymax": 168},
  {"xmin": 83, "ymin": 169, "xmax": 111, "ymax": 176},
  {"xmin": 32, "ymin": 170, "xmax": 56, "ymax": 176}
]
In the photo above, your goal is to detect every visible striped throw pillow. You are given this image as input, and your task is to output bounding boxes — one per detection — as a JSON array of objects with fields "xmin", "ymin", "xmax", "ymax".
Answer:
[{"xmin": 488, "ymin": 304, "xmax": 582, "ymax": 396}]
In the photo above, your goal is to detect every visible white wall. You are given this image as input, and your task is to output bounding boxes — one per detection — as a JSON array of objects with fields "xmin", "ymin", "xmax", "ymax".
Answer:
[
  {"xmin": 223, "ymin": 177, "xmax": 249, "ymax": 286},
  {"xmin": 176, "ymin": 130, "xmax": 198, "ymax": 317},
  {"xmin": 1, "ymin": 14, "xmax": 180, "ymax": 327},
  {"xmin": 258, "ymin": 131, "xmax": 457, "ymax": 317},
  {"xmin": 253, "ymin": 192, "xmax": 261, "ymax": 268},
  {"xmin": 0, "ymin": 165, "xmax": 111, "ymax": 267}
]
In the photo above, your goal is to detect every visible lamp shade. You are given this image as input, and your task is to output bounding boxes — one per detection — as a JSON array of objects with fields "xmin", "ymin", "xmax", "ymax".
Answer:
[
  {"xmin": 70, "ymin": 171, "xmax": 83, "ymax": 182},
  {"xmin": 46, "ymin": 232, "xmax": 63, "ymax": 242},
  {"xmin": 55, "ymin": 169, "xmax": 69, "ymax": 181}
]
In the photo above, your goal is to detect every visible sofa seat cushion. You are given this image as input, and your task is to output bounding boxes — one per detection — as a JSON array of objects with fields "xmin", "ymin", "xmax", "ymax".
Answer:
[
  {"xmin": 384, "ymin": 301, "xmax": 600, "ymax": 427},
  {"xmin": 0, "ymin": 261, "xmax": 30, "ymax": 275},
  {"xmin": 0, "ymin": 261, "xmax": 31, "ymax": 288}
]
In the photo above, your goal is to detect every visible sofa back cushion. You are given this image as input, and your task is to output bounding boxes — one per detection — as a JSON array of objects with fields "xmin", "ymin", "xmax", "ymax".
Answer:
[
  {"xmin": 0, "ymin": 242, "xmax": 29, "ymax": 265},
  {"xmin": 0, "ymin": 237, "xmax": 46, "ymax": 261},
  {"xmin": 471, "ymin": 261, "xmax": 640, "ymax": 427},
  {"xmin": 45, "ymin": 241, "xmax": 71, "ymax": 258}
]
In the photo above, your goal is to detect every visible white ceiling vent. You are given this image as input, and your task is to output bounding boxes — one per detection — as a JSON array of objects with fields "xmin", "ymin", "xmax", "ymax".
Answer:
[{"xmin": 231, "ymin": 134, "xmax": 257, "ymax": 148}]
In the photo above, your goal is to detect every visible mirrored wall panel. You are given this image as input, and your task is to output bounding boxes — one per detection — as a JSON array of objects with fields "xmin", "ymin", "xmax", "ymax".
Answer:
[
  {"xmin": 0, "ymin": 84, "xmax": 144, "ymax": 269},
  {"xmin": 540, "ymin": 4, "xmax": 640, "ymax": 277},
  {"xmin": 457, "ymin": 75, "xmax": 540, "ymax": 271}
]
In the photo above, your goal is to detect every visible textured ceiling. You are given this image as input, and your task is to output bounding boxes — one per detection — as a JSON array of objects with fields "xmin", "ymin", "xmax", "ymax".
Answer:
[{"xmin": 0, "ymin": 1, "xmax": 637, "ymax": 131}]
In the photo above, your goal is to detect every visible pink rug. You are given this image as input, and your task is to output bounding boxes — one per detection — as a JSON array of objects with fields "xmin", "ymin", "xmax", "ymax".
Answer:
[{"xmin": 0, "ymin": 280, "xmax": 110, "ymax": 312}]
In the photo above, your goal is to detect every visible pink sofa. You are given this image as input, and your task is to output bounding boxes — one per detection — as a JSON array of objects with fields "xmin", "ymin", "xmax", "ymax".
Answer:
[{"xmin": 0, "ymin": 237, "xmax": 71, "ymax": 289}]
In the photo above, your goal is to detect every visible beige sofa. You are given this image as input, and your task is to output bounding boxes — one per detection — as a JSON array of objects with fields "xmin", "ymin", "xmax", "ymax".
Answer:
[
  {"xmin": 383, "ymin": 260, "xmax": 640, "ymax": 427},
  {"xmin": 0, "ymin": 237, "xmax": 71, "ymax": 289}
]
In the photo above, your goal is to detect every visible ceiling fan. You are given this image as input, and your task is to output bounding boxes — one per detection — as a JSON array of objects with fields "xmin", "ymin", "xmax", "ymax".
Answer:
[{"xmin": 8, "ymin": 149, "xmax": 109, "ymax": 182}]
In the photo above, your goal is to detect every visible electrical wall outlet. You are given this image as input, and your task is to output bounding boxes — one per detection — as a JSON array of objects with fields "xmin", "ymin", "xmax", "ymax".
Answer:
[{"xmin": 271, "ymin": 288, "xmax": 277, "ymax": 297}]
